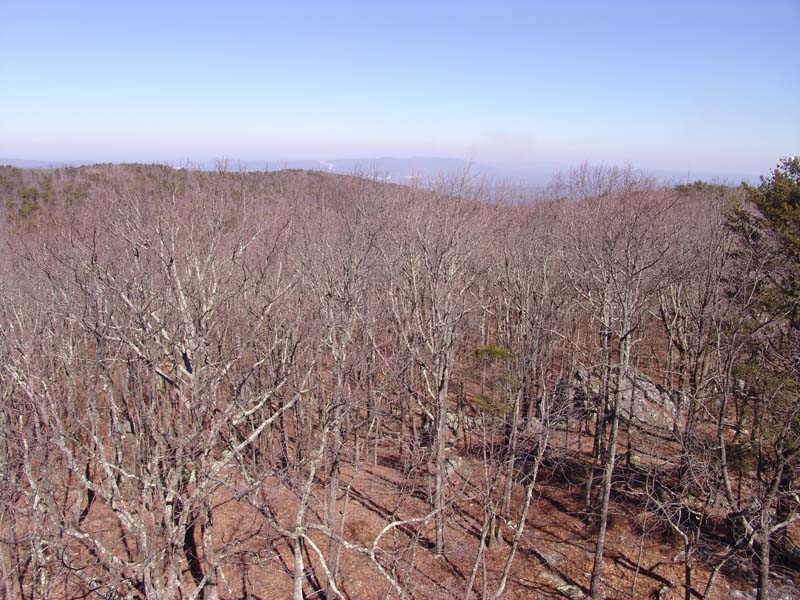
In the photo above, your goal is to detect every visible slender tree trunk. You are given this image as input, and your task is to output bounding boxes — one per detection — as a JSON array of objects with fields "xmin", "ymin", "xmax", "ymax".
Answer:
[
  {"xmin": 184, "ymin": 508, "xmax": 205, "ymax": 596},
  {"xmin": 202, "ymin": 505, "xmax": 220, "ymax": 600},
  {"xmin": 464, "ymin": 511, "xmax": 492, "ymax": 600},
  {"xmin": 756, "ymin": 524, "xmax": 771, "ymax": 600},
  {"xmin": 502, "ymin": 388, "xmax": 522, "ymax": 519},
  {"xmin": 684, "ymin": 544, "xmax": 692, "ymax": 600},
  {"xmin": 326, "ymin": 448, "xmax": 342, "ymax": 597},
  {"xmin": 489, "ymin": 443, "xmax": 544, "ymax": 600},
  {"xmin": 292, "ymin": 537, "xmax": 305, "ymax": 600},
  {"xmin": 434, "ymin": 358, "xmax": 451, "ymax": 556},
  {"xmin": 589, "ymin": 334, "xmax": 629, "ymax": 599},
  {"xmin": 587, "ymin": 303, "xmax": 613, "ymax": 511}
]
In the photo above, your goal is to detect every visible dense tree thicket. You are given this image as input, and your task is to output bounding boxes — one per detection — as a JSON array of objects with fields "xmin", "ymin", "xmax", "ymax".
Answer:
[{"xmin": 0, "ymin": 162, "xmax": 796, "ymax": 600}]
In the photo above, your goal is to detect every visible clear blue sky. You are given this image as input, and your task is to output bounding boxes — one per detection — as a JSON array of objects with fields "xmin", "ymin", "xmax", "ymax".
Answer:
[{"xmin": 1, "ymin": 0, "xmax": 798, "ymax": 176}]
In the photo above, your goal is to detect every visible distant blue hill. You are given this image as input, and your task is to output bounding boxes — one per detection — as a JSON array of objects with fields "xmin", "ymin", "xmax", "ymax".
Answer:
[
  {"xmin": 0, "ymin": 158, "xmax": 94, "ymax": 168},
  {"xmin": 209, "ymin": 157, "xmax": 758, "ymax": 186},
  {"xmin": 1, "ymin": 156, "xmax": 757, "ymax": 186},
  {"xmin": 232, "ymin": 157, "xmax": 561, "ymax": 187}
]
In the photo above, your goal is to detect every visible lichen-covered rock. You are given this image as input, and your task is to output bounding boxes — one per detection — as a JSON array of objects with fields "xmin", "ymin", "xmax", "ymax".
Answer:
[{"xmin": 558, "ymin": 367, "xmax": 680, "ymax": 431}]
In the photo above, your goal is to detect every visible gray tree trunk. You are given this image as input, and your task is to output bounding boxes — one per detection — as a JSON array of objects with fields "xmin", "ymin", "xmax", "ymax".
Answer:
[{"xmin": 589, "ymin": 333, "xmax": 629, "ymax": 599}]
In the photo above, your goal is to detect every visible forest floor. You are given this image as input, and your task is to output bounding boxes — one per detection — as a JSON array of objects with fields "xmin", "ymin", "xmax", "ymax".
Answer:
[{"xmin": 187, "ymin": 428, "xmax": 799, "ymax": 600}]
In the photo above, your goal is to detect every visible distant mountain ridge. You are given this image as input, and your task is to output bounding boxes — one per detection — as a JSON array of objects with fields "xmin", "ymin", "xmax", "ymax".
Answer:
[
  {"xmin": 1, "ymin": 156, "xmax": 757, "ymax": 186},
  {"xmin": 0, "ymin": 158, "xmax": 95, "ymax": 169},
  {"xmin": 1, "ymin": 156, "xmax": 559, "ymax": 186},
  {"xmin": 219, "ymin": 156, "xmax": 558, "ymax": 185}
]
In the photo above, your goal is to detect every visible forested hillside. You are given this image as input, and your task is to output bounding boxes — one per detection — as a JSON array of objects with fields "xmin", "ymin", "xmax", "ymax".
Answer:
[{"xmin": 0, "ymin": 162, "xmax": 797, "ymax": 600}]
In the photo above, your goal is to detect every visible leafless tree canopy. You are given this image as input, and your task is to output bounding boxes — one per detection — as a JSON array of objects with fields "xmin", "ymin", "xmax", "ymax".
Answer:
[{"xmin": 0, "ymin": 164, "xmax": 796, "ymax": 600}]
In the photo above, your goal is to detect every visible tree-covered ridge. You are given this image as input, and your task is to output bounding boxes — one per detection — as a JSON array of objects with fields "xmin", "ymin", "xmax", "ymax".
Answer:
[{"xmin": 0, "ymin": 162, "xmax": 796, "ymax": 600}]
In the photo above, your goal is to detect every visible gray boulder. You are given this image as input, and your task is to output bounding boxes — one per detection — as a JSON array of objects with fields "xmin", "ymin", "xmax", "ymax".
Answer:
[{"xmin": 559, "ymin": 367, "xmax": 680, "ymax": 430}]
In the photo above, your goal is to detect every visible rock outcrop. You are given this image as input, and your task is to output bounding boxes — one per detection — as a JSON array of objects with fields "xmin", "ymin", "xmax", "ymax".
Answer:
[{"xmin": 558, "ymin": 367, "xmax": 680, "ymax": 431}]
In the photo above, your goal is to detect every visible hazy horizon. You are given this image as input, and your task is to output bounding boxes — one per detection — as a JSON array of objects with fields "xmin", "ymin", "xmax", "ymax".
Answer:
[
  {"xmin": 0, "ymin": 154, "xmax": 762, "ymax": 188},
  {"xmin": 2, "ymin": 1, "xmax": 798, "ymax": 176}
]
